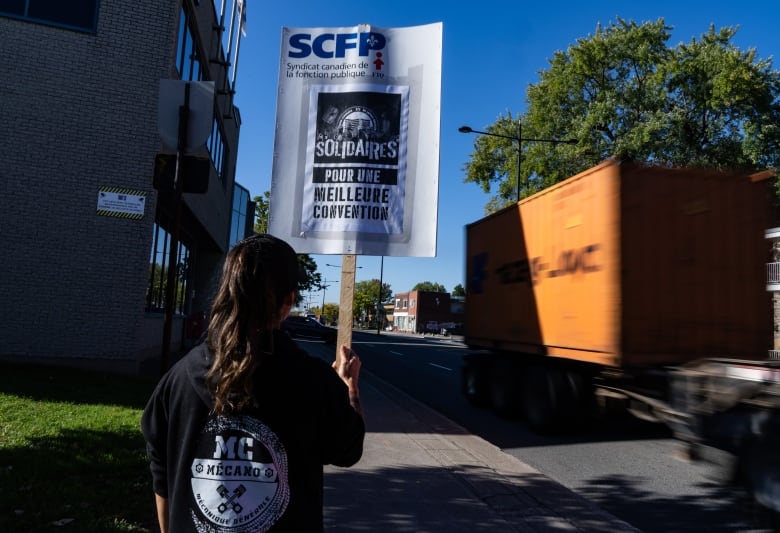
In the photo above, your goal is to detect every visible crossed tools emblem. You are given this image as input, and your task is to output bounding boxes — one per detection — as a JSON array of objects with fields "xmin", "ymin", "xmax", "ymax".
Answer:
[{"xmin": 217, "ymin": 484, "xmax": 246, "ymax": 514}]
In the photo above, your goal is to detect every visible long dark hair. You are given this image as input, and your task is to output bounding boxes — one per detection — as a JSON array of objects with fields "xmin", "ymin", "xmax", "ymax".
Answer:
[{"xmin": 206, "ymin": 234, "xmax": 301, "ymax": 414}]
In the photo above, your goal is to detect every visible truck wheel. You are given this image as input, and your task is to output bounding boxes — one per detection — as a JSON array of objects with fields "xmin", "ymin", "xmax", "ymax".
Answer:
[
  {"xmin": 742, "ymin": 442, "xmax": 780, "ymax": 520},
  {"xmin": 489, "ymin": 359, "xmax": 523, "ymax": 419},
  {"xmin": 461, "ymin": 358, "xmax": 488, "ymax": 407},
  {"xmin": 522, "ymin": 365, "xmax": 559, "ymax": 432},
  {"xmin": 522, "ymin": 365, "xmax": 590, "ymax": 433}
]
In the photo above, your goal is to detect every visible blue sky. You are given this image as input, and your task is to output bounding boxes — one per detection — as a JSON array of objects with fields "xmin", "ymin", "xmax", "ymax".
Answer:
[{"xmin": 232, "ymin": 0, "xmax": 779, "ymax": 305}]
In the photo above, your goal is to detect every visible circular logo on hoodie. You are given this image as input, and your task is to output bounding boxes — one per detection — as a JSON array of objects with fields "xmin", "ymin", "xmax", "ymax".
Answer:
[{"xmin": 190, "ymin": 415, "xmax": 289, "ymax": 532}]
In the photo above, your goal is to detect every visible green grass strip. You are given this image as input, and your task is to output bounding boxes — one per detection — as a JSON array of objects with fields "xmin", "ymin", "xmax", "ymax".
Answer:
[{"xmin": 0, "ymin": 362, "xmax": 158, "ymax": 532}]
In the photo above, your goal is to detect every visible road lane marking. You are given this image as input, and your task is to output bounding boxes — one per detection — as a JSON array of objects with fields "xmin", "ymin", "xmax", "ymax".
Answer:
[
  {"xmin": 352, "ymin": 340, "xmax": 464, "ymax": 349},
  {"xmin": 428, "ymin": 363, "xmax": 452, "ymax": 371},
  {"xmin": 390, "ymin": 351, "xmax": 404, "ymax": 356}
]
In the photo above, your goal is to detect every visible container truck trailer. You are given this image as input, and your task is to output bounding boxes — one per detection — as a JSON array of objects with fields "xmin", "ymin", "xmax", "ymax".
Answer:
[{"xmin": 461, "ymin": 159, "xmax": 780, "ymax": 513}]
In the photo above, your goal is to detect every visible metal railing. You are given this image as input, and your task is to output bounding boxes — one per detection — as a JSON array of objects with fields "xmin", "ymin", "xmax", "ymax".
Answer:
[{"xmin": 768, "ymin": 262, "xmax": 780, "ymax": 285}]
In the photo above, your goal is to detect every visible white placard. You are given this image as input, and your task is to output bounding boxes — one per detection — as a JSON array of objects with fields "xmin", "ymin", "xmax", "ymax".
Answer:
[
  {"xmin": 269, "ymin": 23, "xmax": 443, "ymax": 257},
  {"xmin": 96, "ymin": 187, "xmax": 146, "ymax": 219}
]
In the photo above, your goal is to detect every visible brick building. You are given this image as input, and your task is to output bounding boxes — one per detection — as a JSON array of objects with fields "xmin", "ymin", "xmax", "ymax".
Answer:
[
  {"xmin": 392, "ymin": 290, "xmax": 461, "ymax": 333},
  {"xmin": 0, "ymin": 1, "xmax": 251, "ymax": 374}
]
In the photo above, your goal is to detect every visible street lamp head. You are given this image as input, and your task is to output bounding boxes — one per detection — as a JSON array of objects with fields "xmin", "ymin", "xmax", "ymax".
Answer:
[
  {"xmin": 458, "ymin": 125, "xmax": 473, "ymax": 133},
  {"xmin": 326, "ymin": 263, "xmax": 362, "ymax": 269}
]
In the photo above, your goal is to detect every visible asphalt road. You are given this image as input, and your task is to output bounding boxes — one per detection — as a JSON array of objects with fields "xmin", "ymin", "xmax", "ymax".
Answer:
[{"xmin": 299, "ymin": 330, "xmax": 772, "ymax": 532}]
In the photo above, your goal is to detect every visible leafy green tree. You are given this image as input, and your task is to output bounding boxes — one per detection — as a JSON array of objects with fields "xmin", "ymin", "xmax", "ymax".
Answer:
[
  {"xmin": 308, "ymin": 302, "xmax": 339, "ymax": 325},
  {"xmin": 463, "ymin": 18, "xmax": 780, "ymax": 212},
  {"xmin": 321, "ymin": 302, "xmax": 340, "ymax": 325},
  {"xmin": 253, "ymin": 191, "xmax": 271, "ymax": 234},
  {"xmin": 660, "ymin": 26, "xmax": 780, "ymax": 169},
  {"xmin": 452, "ymin": 283, "xmax": 465, "ymax": 297},
  {"xmin": 253, "ymin": 191, "xmax": 321, "ymax": 297},
  {"xmin": 413, "ymin": 281, "xmax": 447, "ymax": 293},
  {"xmin": 297, "ymin": 255, "xmax": 322, "ymax": 295},
  {"xmin": 353, "ymin": 279, "xmax": 392, "ymax": 324}
]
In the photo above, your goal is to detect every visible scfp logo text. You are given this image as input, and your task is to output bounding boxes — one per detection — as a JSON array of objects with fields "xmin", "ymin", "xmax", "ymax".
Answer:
[{"xmin": 288, "ymin": 32, "xmax": 386, "ymax": 59}]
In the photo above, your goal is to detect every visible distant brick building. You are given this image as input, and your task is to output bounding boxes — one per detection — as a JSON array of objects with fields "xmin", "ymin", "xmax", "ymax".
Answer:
[
  {"xmin": 0, "ymin": 1, "xmax": 251, "ymax": 374},
  {"xmin": 392, "ymin": 290, "xmax": 459, "ymax": 333}
]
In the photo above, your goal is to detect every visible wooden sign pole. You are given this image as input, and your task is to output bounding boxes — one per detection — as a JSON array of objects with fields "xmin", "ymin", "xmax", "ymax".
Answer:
[{"xmin": 335, "ymin": 254, "xmax": 356, "ymax": 363}]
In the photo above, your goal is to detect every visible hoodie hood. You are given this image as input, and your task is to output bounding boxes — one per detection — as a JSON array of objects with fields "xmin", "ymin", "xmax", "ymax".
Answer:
[{"xmin": 181, "ymin": 330, "xmax": 308, "ymax": 409}]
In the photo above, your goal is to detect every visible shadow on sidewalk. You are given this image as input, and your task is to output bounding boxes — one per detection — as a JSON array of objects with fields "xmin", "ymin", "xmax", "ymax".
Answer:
[
  {"xmin": 324, "ymin": 462, "xmax": 770, "ymax": 533},
  {"xmin": 324, "ymin": 463, "xmax": 640, "ymax": 533}
]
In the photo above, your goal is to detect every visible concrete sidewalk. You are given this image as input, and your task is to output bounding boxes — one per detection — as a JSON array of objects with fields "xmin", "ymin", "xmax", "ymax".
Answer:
[{"xmin": 323, "ymin": 373, "xmax": 640, "ymax": 532}]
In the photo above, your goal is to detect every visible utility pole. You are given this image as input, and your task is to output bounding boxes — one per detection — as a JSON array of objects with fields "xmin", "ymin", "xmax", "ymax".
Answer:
[
  {"xmin": 155, "ymin": 80, "xmax": 213, "ymax": 376},
  {"xmin": 160, "ymin": 82, "xmax": 190, "ymax": 376},
  {"xmin": 376, "ymin": 256, "xmax": 384, "ymax": 335}
]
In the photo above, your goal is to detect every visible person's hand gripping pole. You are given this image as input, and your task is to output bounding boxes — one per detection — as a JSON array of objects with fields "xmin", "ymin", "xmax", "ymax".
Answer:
[{"xmin": 333, "ymin": 345, "xmax": 363, "ymax": 417}]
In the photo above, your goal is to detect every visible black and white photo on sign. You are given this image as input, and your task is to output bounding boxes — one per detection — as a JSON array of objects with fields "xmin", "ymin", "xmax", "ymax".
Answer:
[{"xmin": 302, "ymin": 84, "xmax": 409, "ymax": 235}]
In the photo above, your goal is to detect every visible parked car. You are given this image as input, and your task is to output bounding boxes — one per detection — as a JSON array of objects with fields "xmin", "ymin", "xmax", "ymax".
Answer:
[{"xmin": 281, "ymin": 315, "xmax": 337, "ymax": 343}]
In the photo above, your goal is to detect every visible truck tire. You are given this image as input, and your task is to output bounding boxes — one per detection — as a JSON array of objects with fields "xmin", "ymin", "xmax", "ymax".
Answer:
[
  {"xmin": 461, "ymin": 356, "xmax": 489, "ymax": 407},
  {"xmin": 488, "ymin": 358, "xmax": 523, "ymax": 419},
  {"xmin": 742, "ymin": 442, "xmax": 780, "ymax": 519},
  {"xmin": 522, "ymin": 365, "xmax": 591, "ymax": 433},
  {"xmin": 521, "ymin": 365, "xmax": 559, "ymax": 432}
]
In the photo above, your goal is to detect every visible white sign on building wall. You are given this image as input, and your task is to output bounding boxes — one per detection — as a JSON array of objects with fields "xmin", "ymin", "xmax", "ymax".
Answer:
[
  {"xmin": 268, "ymin": 23, "xmax": 443, "ymax": 257},
  {"xmin": 96, "ymin": 187, "xmax": 146, "ymax": 219}
]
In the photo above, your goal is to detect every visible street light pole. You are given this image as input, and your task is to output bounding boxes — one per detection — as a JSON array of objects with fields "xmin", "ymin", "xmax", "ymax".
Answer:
[
  {"xmin": 376, "ymin": 255, "xmax": 384, "ymax": 335},
  {"xmin": 321, "ymin": 284, "xmax": 327, "ymax": 320},
  {"xmin": 326, "ymin": 263, "xmax": 363, "ymax": 271},
  {"xmin": 318, "ymin": 278, "xmax": 338, "ymax": 324},
  {"xmin": 459, "ymin": 123, "xmax": 576, "ymax": 201},
  {"xmin": 517, "ymin": 122, "xmax": 522, "ymax": 202}
]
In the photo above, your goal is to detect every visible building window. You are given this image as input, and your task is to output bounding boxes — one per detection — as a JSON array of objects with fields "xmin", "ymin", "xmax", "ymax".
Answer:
[
  {"xmin": 229, "ymin": 183, "xmax": 252, "ymax": 247},
  {"xmin": 410, "ymin": 299, "xmax": 415, "ymax": 308},
  {"xmin": 208, "ymin": 117, "xmax": 226, "ymax": 181},
  {"xmin": 147, "ymin": 222, "xmax": 190, "ymax": 315},
  {"xmin": 176, "ymin": 8, "xmax": 201, "ymax": 81},
  {"xmin": 403, "ymin": 299, "xmax": 408, "ymax": 309},
  {"xmin": 0, "ymin": 0, "xmax": 99, "ymax": 32}
]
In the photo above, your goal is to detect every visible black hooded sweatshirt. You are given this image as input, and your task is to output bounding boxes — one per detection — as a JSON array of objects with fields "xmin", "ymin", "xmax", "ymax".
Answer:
[{"xmin": 141, "ymin": 331, "xmax": 365, "ymax": 532}]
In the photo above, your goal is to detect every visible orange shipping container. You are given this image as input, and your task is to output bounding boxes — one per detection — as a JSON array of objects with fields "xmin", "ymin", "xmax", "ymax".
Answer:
[{"xmin": 465, "ymin": 159, "xmax": 775, "ymax": 369}]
